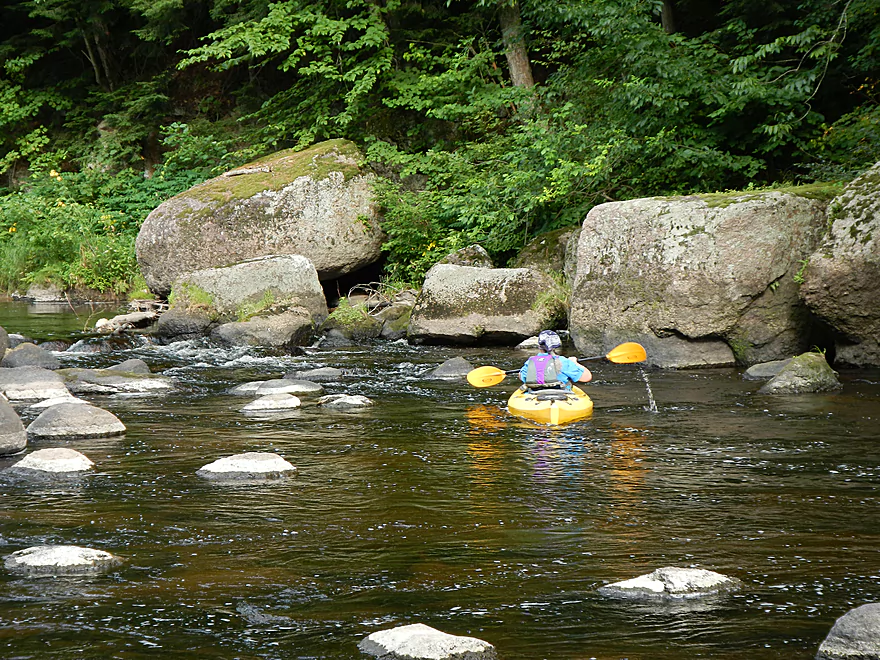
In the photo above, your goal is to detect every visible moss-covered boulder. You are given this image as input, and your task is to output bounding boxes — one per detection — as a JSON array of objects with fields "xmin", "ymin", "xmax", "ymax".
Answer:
[
  {"xmin": 514, "ymin": 226, "xmax": 580, "ymax": 280},
  {"xmin": 408, "ymin": 264, "xmax": 565, "ymax": 345},
  {"xmin": 758, "ymin": 352, "xmax": 842, "ymax": 394},
  {"xmin": 135, "ymin": 139, "xmax": 384, "ymax": 296},
  {"xmin": 801, "ymin": 162, "xmax": 880, "ymax": 366},
  {"xmin": 570, "ymin": 190, "xmax": 830, "ymax": 368}
]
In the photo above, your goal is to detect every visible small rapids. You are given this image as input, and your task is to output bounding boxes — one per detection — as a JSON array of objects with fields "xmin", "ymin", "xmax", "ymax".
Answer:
[{"xmin": 1, "ymin": 301, "xmax": 879, "ymax": 659}]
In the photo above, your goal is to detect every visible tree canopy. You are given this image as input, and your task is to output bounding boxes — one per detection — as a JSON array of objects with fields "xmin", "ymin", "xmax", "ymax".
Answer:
[{"xmin": 1, "ymin": 0, "xmax": 878, "ymax": 289}]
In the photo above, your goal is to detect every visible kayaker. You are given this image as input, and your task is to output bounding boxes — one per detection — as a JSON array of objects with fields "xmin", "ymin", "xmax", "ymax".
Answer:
[{"xmin": 519, "ymin": 330, "xmax": 592, "ymax": 390}]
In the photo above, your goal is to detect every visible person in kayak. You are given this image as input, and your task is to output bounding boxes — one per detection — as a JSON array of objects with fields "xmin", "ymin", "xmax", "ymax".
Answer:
[{"xmin": 519, "ymin": 330, "xmax": 593, "ymax": 390}]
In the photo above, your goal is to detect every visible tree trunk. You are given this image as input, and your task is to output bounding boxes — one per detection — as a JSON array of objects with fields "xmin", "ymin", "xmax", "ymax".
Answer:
[
  {"xmin": 498, "ymin": 1, "xmax": 534, "ymax": 88},
  {"xmin": 661, "ymin": 0, "xmax": 677, "ymax": 34}
]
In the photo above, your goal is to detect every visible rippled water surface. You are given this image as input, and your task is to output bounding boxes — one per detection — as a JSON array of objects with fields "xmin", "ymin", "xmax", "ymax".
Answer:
[{"xmin": 1, "ymin": 301, "xmax": 879, "ymax": 659}]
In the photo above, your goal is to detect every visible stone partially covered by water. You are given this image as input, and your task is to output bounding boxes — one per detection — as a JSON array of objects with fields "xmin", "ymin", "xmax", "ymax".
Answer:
[
  {"xmin": 0, "ymin": 366, "xmax": 70, "ymax": 402},
  {"xmin": 8, "ymin": 447, "xmax": 93, "ymax": 474},
  {"xmin": 283, "ymin": 367, "xmax": 344, "ymax": 382},
  {"xmin": 26, "ymin": 403, "xmax": 126, "ymax": 439},
  {"xmin": 196, "ymin": 452, "xmax": 296, "ymax": 481},
  {"xmin": 0, "ymin": 397, "xmax": 26, "ymax": 456},
  {"xmin": 57, "ymin": 368, "xmax": 174, "ymax": 395},
  {"xmin": 241, "ymin": 394, "xmax": 301, "ymax": 412},
  {"xmin": 758, "ymin": 352, "xmax": 842, "ymax": 394},
  {"xmin": 427, "ymin": 357, "xmax": 474, "ymax": 380},
  {"xmin": 358, "ymin": 623, "xmax": 497, "ymax": 660},
  {"xmin": 817, "ymin": 603, "xmax": 880, "ymax": 660},
  {"xmin": 317, "ymin": 394, "xmax": 374, "ymax": 409},
  {"xmin": 0, "ymin": 342, "xmax": 60, "ymax": 370},
  {"xmin": 229, "ymin": 379, "xmax": 324, "ymax": 396},
  {"xmin": 743, "ymin": 359, "xmax": 792, "ymax": 380},
  {"xmin": 4, "ymin": 545, "xmax": 121, "ymax": 576},
  {"xmin": 598, "ymin": 567, "xmax": 742, "ymax": 600}
]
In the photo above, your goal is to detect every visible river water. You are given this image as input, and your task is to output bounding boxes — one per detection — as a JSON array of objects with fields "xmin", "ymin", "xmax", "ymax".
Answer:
[{"xmin": 1, "ymin": 301, "xmax": 878, "ymax": 659}]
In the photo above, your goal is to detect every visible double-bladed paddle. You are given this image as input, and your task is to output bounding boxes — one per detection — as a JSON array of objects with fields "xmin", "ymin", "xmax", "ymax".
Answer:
[{"xmin": 466, "ymin": 341, "xmax": 648, "ymax": 388}]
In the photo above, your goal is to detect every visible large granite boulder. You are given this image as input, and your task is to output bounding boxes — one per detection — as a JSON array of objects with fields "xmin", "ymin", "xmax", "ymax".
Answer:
[
  {"xmin": 408, "ymin": 264, "xmax": 565, "ymax": 345},
  {"xmin": 358, "ymin": 623, "xmax": 497, "ymax": 660},
  {"xmin": 801, "ymin": 163, "xmax": 880, "ymax": 366},
  {"xmin": 27, "ymin": 402, "xmax": 126, "ymax": 439},
  {"xmin": 817, "ymin": 603, "xmax": 880, "ymax": 660},
  {"xmin": 514, "ymin": 226, "xmax": 580, "ymax": 279},
  {"xmin": 758, "ymin": 351, "xmax": 842, "ymax": 394},
  {"xmin": 136, "ymin": 139, "xmax": 384, "ymax": 296},
  {"xmin": 570, "ymin": 191, "xmax": 828, "ymax": 368},
  {"xmin": 0, "ymin": 397, "xmax": 26, "ymax": 456},
  {"xmin": 0, "ymin": 342, "xmax": 60, "ymax": 369}
]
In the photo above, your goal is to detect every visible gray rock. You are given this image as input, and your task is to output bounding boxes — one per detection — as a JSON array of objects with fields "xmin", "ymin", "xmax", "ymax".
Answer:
[
  {"xmin": 27, "ymin": 395, "xmax": 88, "ymax": 410},
  {"xmin": 570, "ymin": 192, "xmax": 827, "ymax": 368},
  {"xmin": 0, "ymin": 325, "xmax": 7, "ymax": 360},
  {"xmin": 0, "ymin": 342, "xmax": 60, "ymax": 369},
  {"xmin": 428, "ymin": 357, "xmax": 474, "ymax": 379},
  {"xmin": 801, "ymin": 163, "xmax": 880, "ymax": 367},
  {"xmin": 408, "ymin": 264, "xmax": 565, "ymax": 345},
  {"xmin": 743, "ymin": 358, "xmax": 792, "ymax": 380},
  {"xmin": 437, "ymin": 244, "xmax": 494, "ymax": 268},
  {"xmin": 57, "ymin": 368, "xmax": 174, "ymax": 394},
  {"xmin": 598, "ymin": 567, "xmax": 742, "ymax": 600},
  {"xmin": 23, "ymin": 283, "xmax": 65, "ymax": 302},
  {"xmin": 0, "ymin": 367, "xmax": 70, "ymax": 401},
  {"xmin": 817, "ymin": 603, "xmax": 880, "ymax": 660},
  {"xmin": 0, "ymin": 397, "xmax": 26, "ymax": 456},
  {"xmin": 241, "ymin": 394, "xmax": 301, "ymax": 411},
  {"xmin": 135, "ymin": 139, "xmax": 385, "ymax": 296},
  {"xmin": 283, "ymin": 367, "xmax": 344, "ymax": 382},
  {"xmin": 196, "ymin": 452, "xmax": 296, "ymax": 481},
  {"xmin": 107, "ymin": 358, "xmax": 151, "ymax": 374},
  {"xmin": 758, "ymin": 352, "xmax": 842, "ymax": 394},
  {"xmin": 255, "ymin": 379, "xmax": 323, "ymax": 396},
  {"xmin": 172, "ymin": 255, "xmax": 328, "ymax": 323},
  {"xmin": 211, "ymin": 309, "xmax": 316, "ymax": 348},
  {"xmin": 94, "ymin": 311, "xmax": 158, "ymax": 333},
  {"xmin": 27, "ymin": 402, "xmax": 126, "ymax": 439},
  {"xmin": 9, "ymin": 447, "xmax": 93, "ymax": 474},
  {"xmin": 7, "ymin": 333, "xmax": 29, "ymax": 349},
  {"xmin": 4, "ymin": 545, "xmax": 121, "ymax": 576},
  {"xmin": 317, "ymin": 394, "xmax": 374, "ymax": 409},
  {"xmin": 359, "ymin": 623, "xmax": 497, "ymax": 660},
  {"xmin": 514, "ymin": 226, "xmax": 578, "ymax": 276},
  {"xmin": 154, "ymin": 307, "xmax": 216, "ymax": 342}
]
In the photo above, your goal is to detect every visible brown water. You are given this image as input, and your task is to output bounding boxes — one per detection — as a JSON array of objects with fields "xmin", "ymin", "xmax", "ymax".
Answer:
[{"xmin": 1, "ymin": 301, "xmax": 879, "ymax": 659}]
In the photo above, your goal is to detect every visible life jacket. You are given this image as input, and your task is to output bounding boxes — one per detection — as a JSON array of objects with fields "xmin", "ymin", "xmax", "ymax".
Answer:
[{"xmin": 525, "ymin": 354, "xmax": 564, "ymax": 388}]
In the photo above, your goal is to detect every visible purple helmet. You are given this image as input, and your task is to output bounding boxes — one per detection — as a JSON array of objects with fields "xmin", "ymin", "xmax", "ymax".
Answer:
[{"xmin": 538, "ymin": 330, "xmax": 562, "ymax": 351}]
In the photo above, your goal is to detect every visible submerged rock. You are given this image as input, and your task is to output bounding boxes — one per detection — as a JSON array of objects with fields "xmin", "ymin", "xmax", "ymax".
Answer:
[
  {"xmin": 0, "ymin": 397, "xmax": 26, "ymax": 456},
  {"xmin": 27, "ymin": 402, "xmax": 126, "ymax": 439},
  {"xmin": 196, "ymin": 452, "xmax": 296, "ymax": 481},
  {"xmin": 57, "ymin": 368, "xmax": 174, "ymax": 395},
  {"xmin": 758, "ymin": 352, "xmax": 842, "ymax": 394},
  {"xmin": 4, "ymin": 545, "xmax": 121, "ymax": 576},
  {"xmin": 743, "ymin": 358, "xmax": 792, "ymax": 380},
  {"xmin": 284, "ymin": 367, "xmax": 344, "ymax": 382},
  {"xmin": 817, "ymin": 603, "xmax": 880, "ymax": 660},
  {"xmin": 0, "ymin": 342, "xmax": 60, "ymax": 370},
  {"xmin": 358, "ymin": 623, "xmax": 497, "ymax": 660},
  {"xmin": 317, "ymin": 394, "xmax": 374, "ymax": 409},
  {"xmin": 427, "ymin": 357, "xmax": 474, "ymax": 379},
  {"xmin": 598, "ymin": 567, "xmax": 742, "ymax": 600},
  {"xmin": 8, "ymin": 447, "xmax": 94, "ymax": 474}
]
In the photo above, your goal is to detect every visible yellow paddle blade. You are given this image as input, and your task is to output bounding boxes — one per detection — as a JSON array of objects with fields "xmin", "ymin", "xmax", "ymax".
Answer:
[
  {"xmin": 606, "ymin": 342, "xmax": 647, "ymax": 364},
  {"xmin": 467, "ymin": 366, "xmax": 508, "ymax": 388}
]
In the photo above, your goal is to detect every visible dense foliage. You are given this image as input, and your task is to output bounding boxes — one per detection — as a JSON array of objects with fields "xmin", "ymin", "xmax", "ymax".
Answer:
[{"xmin": 1, "ymin": 0, "xmax": 878, "ymax": 290}]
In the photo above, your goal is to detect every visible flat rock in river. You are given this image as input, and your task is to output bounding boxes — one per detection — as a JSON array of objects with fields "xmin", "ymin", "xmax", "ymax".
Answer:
[
  {"xmin": 358, "ymin": 623, "xmax": 497, "ymax": 660},
  {"xmin": 26, "ymin": 402, "xmax": 126, "ymax": 439},
  {"xmin": 4, "ymin": 545, "xmax": 121, "ymax": 576},
  {"xmin": 598, "ymin": 567, "xmax": 742, "ymax": 600},
  {"xmin": 196, "ymin": 452, "xmax": 296, "ymax": 481},
  {"xmin": 0, "ymin": 367, "xmax": 70, "ymax": 402}
]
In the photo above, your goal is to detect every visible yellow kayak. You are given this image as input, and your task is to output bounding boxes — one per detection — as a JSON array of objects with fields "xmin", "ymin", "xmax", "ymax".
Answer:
[{"xmin": 507, "ymin": 385, "xmax": 593, "ymax": 425}]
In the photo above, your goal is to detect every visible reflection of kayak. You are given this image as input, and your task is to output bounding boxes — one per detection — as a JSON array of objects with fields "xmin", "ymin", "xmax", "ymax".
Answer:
[{"xmin": 507, "ymin": 385, "xmax": 593, "ymax": 425}]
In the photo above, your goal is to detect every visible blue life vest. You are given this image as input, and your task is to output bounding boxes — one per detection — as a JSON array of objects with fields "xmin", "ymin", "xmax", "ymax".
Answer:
[{"xmin": 525, "ymin": 355, "xmax": 563, "ymax": 387}]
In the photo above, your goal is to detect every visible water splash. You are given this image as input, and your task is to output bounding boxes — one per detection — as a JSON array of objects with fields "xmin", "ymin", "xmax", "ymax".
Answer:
[{"xmin": 640, "ymin": 368, "xmax": 659, "ymax": 413}]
